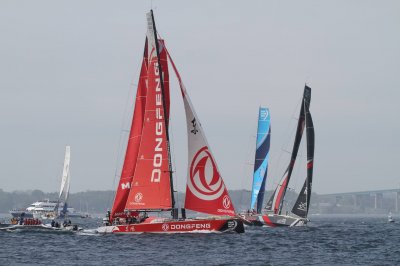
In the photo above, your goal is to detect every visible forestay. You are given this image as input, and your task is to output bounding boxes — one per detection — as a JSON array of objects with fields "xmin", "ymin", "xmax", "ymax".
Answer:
[
  {"xmin": 111, "ymin": 39, "xmax": 148, "ymax": 219},
  {"xmin": 265, "ymin": 87, "xmax": 308, "ymax": 214}
]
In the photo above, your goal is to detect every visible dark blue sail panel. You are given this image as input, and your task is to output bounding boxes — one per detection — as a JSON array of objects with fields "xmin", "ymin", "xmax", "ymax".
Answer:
[{"xmin": 250, "ymin": 107, "xmax": 271, "ymax": 213}]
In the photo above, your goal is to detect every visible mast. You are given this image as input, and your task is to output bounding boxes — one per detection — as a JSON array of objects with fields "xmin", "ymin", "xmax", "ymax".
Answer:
[{"xmin": 149, "ymin": 10, "xmax": 175, "ymax": 209}]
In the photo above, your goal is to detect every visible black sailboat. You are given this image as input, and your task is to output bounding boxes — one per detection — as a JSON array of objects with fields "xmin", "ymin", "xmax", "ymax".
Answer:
[{"xmin": 257, "ymin": 85, "xmax": 315, "ymax": 227}]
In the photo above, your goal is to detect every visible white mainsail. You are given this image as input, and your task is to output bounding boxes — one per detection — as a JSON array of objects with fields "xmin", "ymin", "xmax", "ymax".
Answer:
[{"xmin": 57, "ymin": 146, "xmax": 71, "ymax": 214}]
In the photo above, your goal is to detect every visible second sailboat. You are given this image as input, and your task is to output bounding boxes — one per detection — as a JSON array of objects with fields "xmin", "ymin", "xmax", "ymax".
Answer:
[{"xmin": 241, "ymin": 86, "xmax": 315, "ymax": 227}]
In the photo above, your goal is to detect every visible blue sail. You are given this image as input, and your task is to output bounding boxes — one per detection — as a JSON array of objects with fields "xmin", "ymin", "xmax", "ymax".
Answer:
[{"xmin": 250, "ymin": 107, "xmax": 271, "ymax": 213}]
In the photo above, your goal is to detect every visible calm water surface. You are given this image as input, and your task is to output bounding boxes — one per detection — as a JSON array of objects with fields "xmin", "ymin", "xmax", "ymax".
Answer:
[{"xmin": 0, "ymin": 214, "xmax": 399, "ymax": 265}]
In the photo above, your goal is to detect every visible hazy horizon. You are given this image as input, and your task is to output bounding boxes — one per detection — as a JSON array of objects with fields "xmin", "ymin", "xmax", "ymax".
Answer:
[{"xmin": 1, "ymin": 1, "xmax": 399, "ymax": 195}]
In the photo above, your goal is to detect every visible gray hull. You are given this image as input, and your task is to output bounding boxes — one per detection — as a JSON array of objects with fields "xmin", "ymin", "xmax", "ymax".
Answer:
[{"xmin": 240, "ymin": 213, "xmax": 307, "ymax": 227}]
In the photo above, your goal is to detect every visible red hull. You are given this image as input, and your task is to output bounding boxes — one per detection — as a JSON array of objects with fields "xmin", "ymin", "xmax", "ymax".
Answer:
[{"xmin": 97, "ymin": 217, "xmax": 244, "ymax": 234}]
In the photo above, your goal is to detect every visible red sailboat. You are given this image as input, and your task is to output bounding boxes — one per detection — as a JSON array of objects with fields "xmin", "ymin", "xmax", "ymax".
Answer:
[{"xmin": 97, "ymin": 10, "xmax": 244, "ymax": 234}]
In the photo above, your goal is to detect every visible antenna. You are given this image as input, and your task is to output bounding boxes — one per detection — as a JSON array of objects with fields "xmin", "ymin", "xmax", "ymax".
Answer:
[{"xmin": 150, "ymin": 0, "xmax": 157, "ymax": 11}]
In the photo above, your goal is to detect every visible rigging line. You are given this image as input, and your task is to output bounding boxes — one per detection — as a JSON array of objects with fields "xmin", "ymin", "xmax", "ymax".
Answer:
[
  {"xmin": 269, "ymin": 95, "xmax": 303, "ymax": 187},
  {"xmin": 237, "ymin": 105, "xmax": 259, "ymax": 210},
  {"xmin": 284, "ymin": 98, "xmax": 302, "ymax": 151},
  {"xmin": 268, "ymin": 144, "xmax": 287, "ymax": 192},
  {"xmin": 293, "ymin": 143, "xmax": 305, "ymax": 192},
  {"xmin": 168, "ymin": 115, "xmax": 180, "ymax": 207},
  {"xmin": 108, "ymin": 49, "xmax": 144, "ymax": 208},
  {"xmin": 263, "ymin": 158, "xmax": 273, "ymax": 203},
  {"xmin": 166, "ymin": 57, "xmax": 185, "ymax": 207},
  {"xmin": 286, "ymin": 140, "xmax": 306, "ymax": 210},
  {"xmin": 239, "ymin": 133, "xmax": 256, "ymax": 211}
]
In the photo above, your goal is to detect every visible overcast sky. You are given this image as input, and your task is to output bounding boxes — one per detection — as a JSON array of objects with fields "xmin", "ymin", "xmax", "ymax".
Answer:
[{"xmin": 0, "ymin": 0, "xmax": 399, "ymax": 195}]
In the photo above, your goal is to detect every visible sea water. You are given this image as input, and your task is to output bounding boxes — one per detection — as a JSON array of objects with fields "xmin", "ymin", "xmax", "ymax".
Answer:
[{"xmin": 0, "ymin": 214, "xmax": 399, "ymax": 265}]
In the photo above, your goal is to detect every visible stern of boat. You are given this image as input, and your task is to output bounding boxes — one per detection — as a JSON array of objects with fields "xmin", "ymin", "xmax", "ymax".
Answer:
[
  {"xmin": 238, "ymin": 213, "xmax": 265, "ymax": 226},
  {"xmin": 265, "ymin": 214, "xmax": 308, "ymax": 227},
  {"xmin": 218, "ymin": 218, "xmax": 244, "ymax": 233}
]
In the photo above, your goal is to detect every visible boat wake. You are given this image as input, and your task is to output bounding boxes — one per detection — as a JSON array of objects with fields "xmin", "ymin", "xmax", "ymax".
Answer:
[{"xmin": 75, "ymin": 229, "xmax": 100, "ymax": 236}]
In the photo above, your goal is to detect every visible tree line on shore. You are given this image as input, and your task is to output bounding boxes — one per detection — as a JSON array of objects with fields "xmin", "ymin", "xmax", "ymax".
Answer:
[
  {"xmin": 0, "ymin": 188, "xmax": 302, "ymax": 214},
  {"xmin": 5, "ymin": 188, "xmax": 392, "ymax": 215}
]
